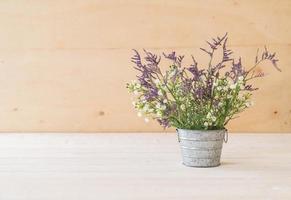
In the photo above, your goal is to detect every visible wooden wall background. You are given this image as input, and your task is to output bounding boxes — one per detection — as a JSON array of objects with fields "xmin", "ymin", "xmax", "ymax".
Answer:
[{"xmin": 0, "ymin": 0, "xmax": 290, "ymax": 132}]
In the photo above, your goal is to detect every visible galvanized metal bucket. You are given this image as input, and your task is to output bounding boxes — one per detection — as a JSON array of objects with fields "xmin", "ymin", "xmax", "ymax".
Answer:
[{"xmin": 177, "ymin": 129, "xmax": 227, "ymax": 167}]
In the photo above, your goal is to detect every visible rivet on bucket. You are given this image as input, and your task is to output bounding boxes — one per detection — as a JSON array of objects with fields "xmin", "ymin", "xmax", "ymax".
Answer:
[{"xmin": 177, "ymin": 129, "xmax": 227, "ymax": 167}]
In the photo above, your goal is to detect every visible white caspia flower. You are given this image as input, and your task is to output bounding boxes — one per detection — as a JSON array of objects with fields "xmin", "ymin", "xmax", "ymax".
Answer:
[
  {"xmin": 180, "ymin": 104, "xmax": 186, "ymax": 111},
  {"xmin": 154, "ymin": 79, "xmax": 160, "ymax": 85},
  {"xmin": 144, "ymin": 118, "xmax": 149, "ymax": 123},
  {"xmin": 133, "ymin": 90, "xmax": 139, "ymax": 95},
  {"xmin": 160, "ymin": 84, "xmax": 167, "ymax": 90},
  {"xmin": 161, "ymin": 105, "xmax": 167, "ymax": 110},
  {"xmin": 148, "ymin": 108, "xmax": 154, "ymax": 113},
  {"xmin": 245, "ymin": 101, "xmax": 254, "ymax": 107},
  {"xmin": 157, "ymin": 111, "xmax": 163, "ymax": 117},
  {"xmin": 230, "ymin": 84, "xmax": 236, "ymax": 89},
  {"xmin": 131, "ymin": 80, "xmax": 137, "ymax": 84},
  {"xmin": 156, "ymin": 102, "xmax": 161, "ymax": 109},
  {"xmin": 143, "ymin": 104, "xmax": 150, "ymax": 112},
  {"xmin": 169, "ymin": 70, "xmax": 176, "ymax": 78},
  {"xmin": 204, "ymin": 122, "xmax": 209, "ymax": 127},
  {"xmin": 135, "ymin": 83, "xmax": 141, "ymax": 89},
  {"xmin": 212, "ymin": 116, "xmax": 217, "ymax": 122},
  {"xmin": 238, "ymin": 94, "xmax": 244, "ymax": 100},
  {"xmin": 238, "ymin": 76, "xmax": 244, "ymax": 81}
]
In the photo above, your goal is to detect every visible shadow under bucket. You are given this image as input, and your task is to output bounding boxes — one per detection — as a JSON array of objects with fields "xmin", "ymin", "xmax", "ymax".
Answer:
[{"xmin": 177, "ymin": 129, "xmax": 227, "ymax": 167}]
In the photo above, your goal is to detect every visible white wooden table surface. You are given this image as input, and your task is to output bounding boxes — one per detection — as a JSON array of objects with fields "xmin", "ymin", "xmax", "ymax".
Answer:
[{"xmin": 0, "ymin": 133, "xmax": 290, "ymax": 200}]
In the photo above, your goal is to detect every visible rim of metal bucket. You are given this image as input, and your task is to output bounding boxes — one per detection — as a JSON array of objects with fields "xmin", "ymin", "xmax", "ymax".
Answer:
[
  {"xmin": 177, "ymin": 128, "xmax": 228, "ymax": 143},
  {"xmin": 177, "ymin": 128, "xmax": 227, "ymax": 133}
]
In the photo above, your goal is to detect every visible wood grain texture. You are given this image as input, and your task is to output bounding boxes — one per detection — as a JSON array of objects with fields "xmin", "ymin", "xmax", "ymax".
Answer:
[
  {"xmin": 0, "ymin": 0, "xmax": 290, "ymax": 132},
  {"xmin": 0, "ymin": 133, "xmax": 290, "ymax": 199}
]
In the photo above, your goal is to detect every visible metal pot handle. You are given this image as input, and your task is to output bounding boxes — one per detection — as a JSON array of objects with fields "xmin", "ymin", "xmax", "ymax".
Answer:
[
  {"xmin": 176, "ymin": 129, "xmax": 180, "ymax": 142},
  {"xmin": 224, "ymin": 129, "xmax": 228, "ymax": 143}
]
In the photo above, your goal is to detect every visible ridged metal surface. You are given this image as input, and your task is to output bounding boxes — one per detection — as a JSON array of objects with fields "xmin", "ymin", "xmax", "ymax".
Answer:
[{"xmin": 177, "ymin": 129, "xmax": 226, "ymax": 167}]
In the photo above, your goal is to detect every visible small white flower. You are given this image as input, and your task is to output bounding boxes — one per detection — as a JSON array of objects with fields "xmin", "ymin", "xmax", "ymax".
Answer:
[
  {"xmin": 143, "ymin": 104, "xmax": 149, "ymax": 112},
  {"xmin": 204, "ymin": 122, "xmax": 208, "ymax": 127},
  {"xmin": 245, "ymin": 101, "xmax": 254, "ymax": 107},
  {"xmin": 154, "ymin": 79, "xmax": 160, "ymax": 85},
  {"xmin": 238, "ymin": 76, "xmax": 244, "ymax": 81},
  {"xmin": 144, "ymin": 118, "xmax": 149, "ymax": 123},
  {"xmin": 158, "ymin": 90, "xmax": 163, "ymax": 96},
  {"xmin": 133, "ymin": 90, "xmax": 139, "ymax": 95},
  {"xmin": 156, "ymin": 102, "xmax": 161, "ymax": 109},
  {"xmin": 169, "ymin": 71, "xmax": 176, "ymax": 78},
  {"xmin": 230, "ymin": 84, "xmax": 236, "ymax": 89},
  {"xmin": 131, "ymin": 80, "xmax": 137, "ymax": 84},
  {"xmin": 206, "ymin": 112, "xmax": 212, "ymax": 119},
  {"xmin": 227, "ymin": 94, "xmax": 232, "ymax": 99},
  {"xmin": 212, "ymin": 116, "xmax": 217, "ymax": 122},
  {"xmin": 217, "ymin": 86, "xmax": 222, "ymax": 91},
  {"xmin": 132, "ymin": 101, "xmax": 136, "ymax": 106},
  {"xmin": 161, "ymin": 105, "xmax": 167, "ymax": 110},
  {"xmin": 218, "ymin": 102, "xmax": 223, "ymax": 107},
  {"xmin": 135, "ymin": 83, "xmax": 141, "ymax": 89},
  {"xmin": 157, "ymin": 111, "xmax": 163, "ymax": 117},
  {"xmin": 137, "ymin": 112, "xmax": 142, "ymax": 117},
  {"xmin": 238, "ymin": 94, "xmax": 244, "ymax": 100},
  {"xmin": 163, "ymin": 99, "xmax": 168, "ymax": 103},
  {"xmin": 161, "ymin": 84, "xmax": 167, "ymax": 90},
  {"xmin": 180, "ymin": 104, "xmax": 186, "ymax": 111}
]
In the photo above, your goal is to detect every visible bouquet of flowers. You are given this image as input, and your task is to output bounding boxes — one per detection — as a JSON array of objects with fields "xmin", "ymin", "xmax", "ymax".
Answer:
[{"xmin": 127, "ymin": 33, "xmax": 280, "ymax": 130}]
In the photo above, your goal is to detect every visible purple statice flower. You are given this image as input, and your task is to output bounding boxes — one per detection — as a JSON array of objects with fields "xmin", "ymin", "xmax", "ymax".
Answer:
[
  {"xmin": 225, "ymin": 58, "xmax": 246, "ymax": 82},
  {"xmin": 200, "ymin": 33, "xmax": 228, "ymax": 57},
  {"xmin": 187, "ymin": 56, "xmax": 205, "ymax": 81},
  {"xmin": 144, "ymin": 87, "xmax": 159, "ymax": 101},
  {"xmin": 163, "ymin": 52, "xmax": 184, "ymax": 67},
  {"xmin": 244, "ymin": 84, "xmax": 258, "ymax": 91},
  {"xmin": 259, "ymin": 47, "xmax": 280, "ymax": 72},
  {"xmin": 131, "ymin": 49, "xmax": 159, "ymax": 97},
  {"xmin": 143, "ymin": 49, "xmax": 161, "ymax": 72},
  {"xmin": 242, "ymin": 46, "xmax": 281, "ymax": 82},
  {"xmin": 157, "ymin": 118, "xmax": 170, "ymax": 128}
]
